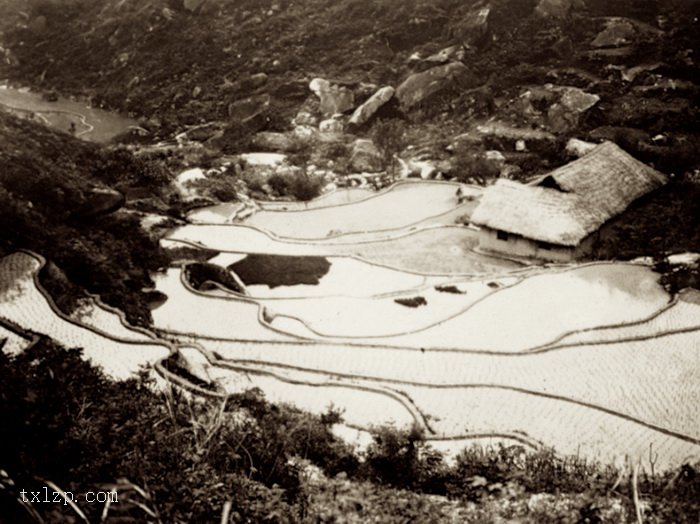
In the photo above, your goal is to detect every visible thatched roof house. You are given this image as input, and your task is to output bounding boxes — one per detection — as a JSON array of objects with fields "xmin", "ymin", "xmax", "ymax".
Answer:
[{"xmin": 470, "ymin": 141, "xmax": 667, "ymax": 261}]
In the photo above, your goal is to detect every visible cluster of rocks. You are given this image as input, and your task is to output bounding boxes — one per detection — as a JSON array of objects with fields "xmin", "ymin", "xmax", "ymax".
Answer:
[{"xmin": 160, "ymin": 0, "xmax": 697, "ymax": 200}]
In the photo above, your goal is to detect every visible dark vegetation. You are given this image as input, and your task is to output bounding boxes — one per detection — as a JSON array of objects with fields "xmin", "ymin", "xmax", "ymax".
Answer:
[
  {"xmin": 165, "ymin": 245, "xmax": 220, "ymax": 263},
  {"xmin": 0, "ymin": 112, "xmax": 171, "ymax": 326},
  {"xmin": 394, "ymin": 296, "xmax": 428, "ymax": 308},
  {"xmin": 183, "ymin": 262, "xmax": 244, "ymax": 294},
  {"xmin": 1, "ymin": 339, "xmax": 699, "ymax": 522},
  {"xmin": 435, "ymin": 284, "xmax": 466, "ymax": 295},
  {"xmin": 230, "ymin": 254, "xmax": 331, "ymax": 288},
  {"xmin": 594, "ymin": 176, "xmax": 700, "ymax": 290},
  {"xmin": 267, "ymin": 171, "xmax": 325, "ymax": 202},
  {"xmin": 600, "ymin": 178, "xmax": 700, "ymax": 260}
]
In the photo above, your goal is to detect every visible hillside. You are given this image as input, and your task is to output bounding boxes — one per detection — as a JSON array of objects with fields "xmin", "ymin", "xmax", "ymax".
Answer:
[
  {"xmin": 2, "ymin": 2, "xmax": 700, "ymax": 522},
  {"xmin": 0, "ymin": 111, "xmax": 171, "ymax": 325},
  {"xmin": 1, "ymin": 0, "xmax": 698, "ymax": 168}
]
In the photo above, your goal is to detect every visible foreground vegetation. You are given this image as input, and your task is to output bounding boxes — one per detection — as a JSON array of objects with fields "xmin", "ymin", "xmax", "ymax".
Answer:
[{"xmin": 0, "ymin": 338, "xmax": 698, "ymax": 523}]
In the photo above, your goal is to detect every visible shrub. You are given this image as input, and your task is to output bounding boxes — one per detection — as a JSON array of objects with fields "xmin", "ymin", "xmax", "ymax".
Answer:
[
  {"xmin": 268, "ymin": 171, "xmax": 324, "ymax": 202},
  {"xmin": 189, "ymin": 171, "xmax": 238, "ymax": 201},
  {"xmin": 370, "ymin": 118, "xmax": 407, "ymax": 176},
  {"xmin": 450, "ymin": 148, "xmax": 501, "ymax": 182},
  {"xmin": 362, "ymin": 425, "xmax": 447, "ymax": 493},
  {"xmin": 0, "ymin": 338, "xmax": 358, "ymax": 522}
]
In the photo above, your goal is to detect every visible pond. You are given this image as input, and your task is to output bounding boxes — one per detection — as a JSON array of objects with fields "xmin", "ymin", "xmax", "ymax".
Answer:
[{"xmin": 0, "ymin": 85, "xmax": 136, "ymax": 143}]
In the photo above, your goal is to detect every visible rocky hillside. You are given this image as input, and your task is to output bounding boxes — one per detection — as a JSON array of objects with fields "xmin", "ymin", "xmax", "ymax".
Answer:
[{"xmin": 1, "ymin": 1, "xmax": 698, "ymax": 171}]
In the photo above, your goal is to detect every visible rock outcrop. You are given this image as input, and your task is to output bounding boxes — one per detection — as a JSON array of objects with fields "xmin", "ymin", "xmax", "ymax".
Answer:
[
  {"xmin": 319, "ymin": 117, "xmax": 344, "ymax": 135},
  {"xmin": 227, "ymin": 94, "xmax": 271, "ymax": 122},
  {"xmin": 348, "ymin": 86, "xmax": 395, "ymax": 127},
  {"xmin": 309, "ymin": 78, "xmax": 355, "ymax": 116},
  {"xmin": 251, "ymin": 132, "xmax": 295, "ymax": 152},
  {"xmin": 396, "ymin": 62, "xmax": 469, "ymax": 109},
  {"xmin": 350, "ymin": 139, "xmax": 383, "ymax": 173},
  {"xmin": 547, "ymin": 87, "xmax": 600, "ymax": 133},
  {"xmin": 534, "ymin": 0, "xmax": 583, "ymax": 18}
]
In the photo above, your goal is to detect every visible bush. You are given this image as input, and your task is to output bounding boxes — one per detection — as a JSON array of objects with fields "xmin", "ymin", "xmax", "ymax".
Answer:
[
  {"xmin": 0, "ymin": 339, "xmax": 358, "ymax": 523},
  {"xmin": 361, "ymin": 425, "xmax": 447, "ymax": 493},
  {"xmin": 370, "ymin": 119, "xmax": 407, "ymax": 176},
  {"xmin": 450, "ymin": 148, "xmax": 501, "ymax": 182},
  {"xmin": 268, "ymin": 171, "xmax": 324, "ymax": 202},
  {"xmin": 189, "ymin": 171, "xmax": 238, "ymax": 201}
]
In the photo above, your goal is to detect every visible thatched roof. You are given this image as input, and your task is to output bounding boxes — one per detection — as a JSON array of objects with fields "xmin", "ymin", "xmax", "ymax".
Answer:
[{"xmin": 470, "ymin": 141, "xmax": 667, "ymax": 246}]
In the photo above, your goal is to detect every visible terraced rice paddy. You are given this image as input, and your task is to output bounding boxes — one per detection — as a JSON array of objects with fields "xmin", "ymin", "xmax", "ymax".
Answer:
[
  {"xmin": 0, "ymin": 252, "xmax": 169, "ymax": 379},
  {"xmin": 222, "ymin": 255, "xmax": 447, "ymax": 298},
  {"xmin": 71, "ymin": 299, "xmax": 156, "ymax": 342},
  {"xmin": 187, "ymin": 202, "xmax": 245, "ymax": 224},
  {"xmin": 0, "ymin": 322, "xmax": 35, "ymax": 356},
  {"xmin": 151, "ymin": 268, "xmax": 294, "ymax": 341},
  {"xmin": 242, "ymin": 181, "xmax": 467, "ymax": 239},
  {"xmin": 152, "ymin": 179, "xmax": 700, "ymax": 470},
  {"xmin": 258, "ymin": 187, "xmax": 374, "ymax": 210},
  {"xmin": 166, "ymin": 225, "xmax": 519, "ymax": 275},
  {"xmin": 4, "ymin": 179, "xmax": 700, "ymax": 472}
]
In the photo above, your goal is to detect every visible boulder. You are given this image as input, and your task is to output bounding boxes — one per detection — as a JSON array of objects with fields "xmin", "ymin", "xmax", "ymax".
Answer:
[
  {"xmin": 173, "ymin": 347, "xmax": 213, "ymax": 386},
  {"xmin": 309, "ymin": 78, "xmax": 355, "ymax": 116},
  {"xmin": 453, "ymin": 6, "xmax": 491, "ymax": 47},
  {"xmin": 468, "ymin": 121, "xmax": 558, "ymax": 153},
  {"xmin": 350, "ymin": 139, "xmax": 383, "ymax": 173},
  {"xmin": 566, "ymin": 138, "xmax": 597, "ymax": 158},
  {"xmin": 292, "ymin": 125, "xmax": 318, "ymax": 144},
  {"xmin": 244, "ymin": 72, "xmax": 268, "ymax": 89},
  {"xmin": 424, "ymin": 45, "xmax": 465, "ymax": 64},
  {"xmin": 251, "ymin": 132, "xmax": 295, "ymax": 152},
  {"xmin": 72, "ymin": 188, "xmax": 125, "ymax": 219},
  {"xmin": 396, "ymin": 62, "xmax": 469, "ymax": 109},
  {"xmin": 227, "ymin": 93, "xmax": 270, "ymax": 122},
  {"xmin": 293, "ymin": 111, "xmax": 318, "ymax": 127},
  {"xmin": 309, "ymin": 78, "xmax": 330, "ymax": 97},
  {"xmin": 546, "ymin": 87, "xmax": 600, "ymax": 133},
  {"xmin": 534, "ymin": 0, "xmax": 583, "ymax": 18},
  {"xmin": 348, "ymin": 86, "xmax": 395, "ymax": 127},
  {"xmin": 591, "ymin": 17, "xmax": 661, "ymax": 49},
  {"xmin": 592, "ymin": 18, "xmax": 638, "ymax": 48},
  {"xmin": 319, "ymin": 118, "xmax": 344, "ymax": 135}
]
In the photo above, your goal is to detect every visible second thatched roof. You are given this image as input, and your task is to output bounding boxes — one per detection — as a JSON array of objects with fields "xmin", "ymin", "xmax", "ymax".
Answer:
[{"xmin": 470, "ymin": 141, "xmax": 667, "ymax": 246}]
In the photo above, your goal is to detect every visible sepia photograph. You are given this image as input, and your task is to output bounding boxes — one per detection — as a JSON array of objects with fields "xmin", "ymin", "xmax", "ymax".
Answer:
[{"xmin": 0, "ymin": 0, "xmax": 699, "ymax": 522}]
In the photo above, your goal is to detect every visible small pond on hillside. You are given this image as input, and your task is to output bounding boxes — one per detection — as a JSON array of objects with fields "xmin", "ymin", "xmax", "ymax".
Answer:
[{"xmin": 0, "ymin": 85, "xmax": 136, "ymax": 143}]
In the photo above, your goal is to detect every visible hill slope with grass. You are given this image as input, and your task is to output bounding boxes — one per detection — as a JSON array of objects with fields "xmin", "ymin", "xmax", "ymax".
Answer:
[{"xmin": 0, "ymin": 111, "xmax": 172, "ymax": 325}]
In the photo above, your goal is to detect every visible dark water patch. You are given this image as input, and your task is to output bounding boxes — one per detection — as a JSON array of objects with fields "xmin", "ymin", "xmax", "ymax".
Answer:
[
  {"xmin": 230, "ymin": 254, "xmax": 331, "ymax": 288},
  {"xmin": 184, "ymin": 262, "xmax": 244, "ymax": 294}
]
